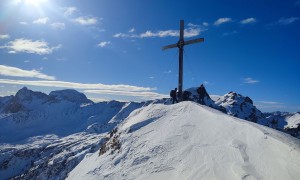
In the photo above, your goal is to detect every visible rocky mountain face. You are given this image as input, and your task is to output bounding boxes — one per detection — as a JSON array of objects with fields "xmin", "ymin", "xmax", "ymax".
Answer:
[
  {"xmin": 184, "ymin": 88, "xmax": 263, "ymax": 123},
  {"xmin": 263, "ymin": 111, "xmax": 300, "ymax": 137},
  {"xmin": 213, "ymin": 91, "xmax": 264, "ymax": 123},
  {"xmin": 0, "ymin": 87, "xmax": 299, "ymax": 179}
]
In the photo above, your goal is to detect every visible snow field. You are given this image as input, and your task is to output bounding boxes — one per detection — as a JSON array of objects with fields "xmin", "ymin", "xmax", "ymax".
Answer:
[{"xmin": 68, "ymin": 102, "xmax": 300, "ymax": 180}]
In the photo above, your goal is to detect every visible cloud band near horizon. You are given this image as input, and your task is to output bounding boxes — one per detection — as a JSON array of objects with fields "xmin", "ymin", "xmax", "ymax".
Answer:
[
  {"xmin": 0, "ymin": 65, "xmax": 55, "ymax": 80},
  {"xmin": 0, "ymin": 79, "xmax": 167, "ymax": 100}
]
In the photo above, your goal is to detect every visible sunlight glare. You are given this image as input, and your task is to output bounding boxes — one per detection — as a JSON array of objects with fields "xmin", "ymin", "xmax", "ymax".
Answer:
[{"xmin": 24, "ymin": 0, "xmax": 48, "ymax": 6}]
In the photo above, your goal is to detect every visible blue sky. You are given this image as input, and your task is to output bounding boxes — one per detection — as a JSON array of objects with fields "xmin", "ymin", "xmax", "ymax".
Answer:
[{"xmin": 0, "ymin": 0, "xmax": 299, "ymax": 112}]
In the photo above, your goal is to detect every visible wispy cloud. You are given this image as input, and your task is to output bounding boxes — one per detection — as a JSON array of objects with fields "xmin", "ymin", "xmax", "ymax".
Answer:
[
  {"xmin": 0, "ymin": 39, "xmax": 61, "ymax": 55},
  {"xmin": 164, "ymin": 70, "xmax": 172, "ymax": 74},
  {"xmin": 84, "ymin": 90, "xmax": 167, "ymax": 100},
  {"xmin": 0, "ymin": 65, "xmax": 55, "ymax": 80},
  {"xmin": 255, "ymin": 101, "xmax": 286, "ymax": 112},
  {"xmin": 97, "ymin": 41, "xmax": 111, "ymax": 48},
  {"xmin": 243, "ymin": 77, "xmax": 260, "ymax": 84},
  {"xmin": 214, "ymin": 17, "xmax": 233, "ymax": 26},
  {"xmin": 202, "ymin": 22, "xmax": 209, "ymax": 27},
  {"xmin": 129, "ymin": 28, "xmax": 135, "ymax": 33},
  {"xmin": 73, "ymin": 17, "xmax": 98, "ymax": 25},
  {"xmin": 33, "ymin": 17, "xmax": 49, "ymax": 24},
  {"xmin": 114, "ymin": 23, "xmax": 204, "ymax": 39},
  {"xmin": 0, "ymin": 79, "xmax": 155, "ymax": 92},
  {"xmin": 240, "ymin": 18, "xmax": 256, "ymax": 24},
  {"xmin": 296, "ymin": 0, "xmax": 300, "ymax": 6},
  {"xmin": 64, "ymin": 7, "xmax": 77, "ymax": 16},
  {"xmin": 20, "ymin": 22, "xmax": 28, "ymax": 25},
  {"xmin": 278, "ymin": 17, "xmax": 300, "ymax": 25},
  {"xmin": 258, "ymin": 101, "xmax": 284, "ymax": 105},
  {"xmin": 0, "ymin": 34, "xmax": 10, "ymax": 39},
  {"xmin": 50, "ymin": 22, "xmax": 65, "ymax": 30},
  {"xmin": 0, "ymin": 79, "xmax": 167, "ymax": 100}
]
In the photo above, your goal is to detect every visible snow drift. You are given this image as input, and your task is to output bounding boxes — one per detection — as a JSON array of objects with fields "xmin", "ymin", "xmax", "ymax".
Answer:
[{"xmin": 68, "ymin": 102, "xmax": 300, "ymax": 180}]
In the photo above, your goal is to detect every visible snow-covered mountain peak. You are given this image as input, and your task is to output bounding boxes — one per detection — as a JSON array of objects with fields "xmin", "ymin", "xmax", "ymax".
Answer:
[
  {"xmin": 68, "ymin": 102, "xmax": 300, "ymax": 180},
  {"xmin": 1, "ymin": 88, "xmax": 300, "ymax": 179},
  {"xmin": 49, "ymin": 89, "xmax": 93, "ymax": 104},
  {"xmin": 15, "ymin": 87, "xmax": 49, "ymax": 103},
  {"xmin": 217, "ymin": 91, "xmax": 253, "ymax": 105},
  {"xmin": 214, "ymin": 91, "xmax": 263, "ymax": 123}
]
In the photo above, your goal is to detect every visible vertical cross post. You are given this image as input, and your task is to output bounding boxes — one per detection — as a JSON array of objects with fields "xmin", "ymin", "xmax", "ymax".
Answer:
[
  {"xmin": 162, "ymin": 20, "xmax": 204, "ymax": 102},
  {"xmin": 178, "ymin": 20, "xmax": 184, "ymax": 101}
]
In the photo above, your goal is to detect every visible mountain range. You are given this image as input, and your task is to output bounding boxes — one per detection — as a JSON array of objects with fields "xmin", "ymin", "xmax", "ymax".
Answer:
[{"xmin": 0, "ymin": 87, "xmax": 299, "ymax": 179}]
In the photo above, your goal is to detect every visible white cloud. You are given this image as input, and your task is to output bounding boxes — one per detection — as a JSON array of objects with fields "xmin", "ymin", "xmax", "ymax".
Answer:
[
  {"xmin": 0, "ymin": 38, "xmax": 61, "ymax": 55},
  {"xmin": 88, "ymin": 97, "xmax": 110, "ymax": 102},
  {"xmin": 84, "ymin": 90, "xmax": 168, "ymax": 100},
  {"xmin": 0, "ymin": 79, "xmax": 155, "ymax": 92},
  {"xmin": 0, "ymin": 34, "xmax": 10, "ymax": 39},
  {"xmin": 258, "ymin": 101, "xmax": 283, "ymax": 105},
  {"xmin": 33, "ymin": 17, "xmax": 49, "ymax": 24},
  {"xmin": 255, "ymin": 101, "xmax": 286, "ymax": 111},
  {"xmin": 20, "ymin": 22, "xmax": 28, "ymax": 25},
  {"xmin": 0, "ymin": 65, "xmax": 55, "ymax": 80},
  {"xmin": 149, "ymin": 76, "xmax": 154, "ymax": 79},
  {"xmin": 278, "ymin": 17, "xmax": 300, "ymax": 25},
  {"xmin": 113, "ymin": 33, "xmax": 128, "ymax": 38},
  {"xmin": 64, "ymin": 7, "xmax": 77, "ymax": 16},
  {"xmin": 240, "ymin": 18, "xmax": 256, "ymax": 24},
  {"xmin": 214, "ymin": 17, "xmax": 232, "ymax": 26},
  {"xmin": 73, "ymin": 17, "xmax": 98, "ymax": 25},
  {"xmin": 129, "ymin": 28, "xmax": 135, "ymax": 33},
  {"xmin": 202, "ymin": 22, "xmax": 209, "ymax": 27},
  {"xmin": 50, "ymin": 22, "xmax": 65, "ymax": 30},
  {"xmin": 0, "ymin": 79, "xmax": 167, "ymax": 100},
  {"xmin": 164, "ymin": 70, "xmax": 172, "ymax": 74},
  {"xmin": 187, "ymin": 23, "xmax": 199, "ymax": 28},
  {"xmin": 97, "ymin": 41, "xmax": 111, "ymax": 48},
  {"xmin": 114, "ymin": 25, "xmax": 204, "ymax": 39},
  {"xmin": 243, "ymin": 77, "xmax": 259, "ymax": 84}
]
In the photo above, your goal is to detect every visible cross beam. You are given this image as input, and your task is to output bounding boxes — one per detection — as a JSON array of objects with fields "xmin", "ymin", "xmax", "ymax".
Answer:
[{"xmin": 162, "ymin": 20, "xmax": 204, "ymax": 101}]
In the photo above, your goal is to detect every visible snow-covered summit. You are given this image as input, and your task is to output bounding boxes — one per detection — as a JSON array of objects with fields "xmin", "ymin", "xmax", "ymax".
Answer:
[
  {"xmin": 1, "ymin": 87, "xmax": 300, "ymax": 179},
  {"xmin": 15, "ymin": 87, "xmax": 49, "ymax": 103},
  {"xmin": 183, "ymin": 88, "xmax": 263, "ymax": 123},
  {"xmin": 49, "ymin": 89, "xmax": 93, "ymax": 104},
  {"xmin": 68, "ymin": 102, "xmax": 300, "ymax": 180},
  {"xmin": 214, "ymin": 91, "xmax": 264, "ymax": 123}
]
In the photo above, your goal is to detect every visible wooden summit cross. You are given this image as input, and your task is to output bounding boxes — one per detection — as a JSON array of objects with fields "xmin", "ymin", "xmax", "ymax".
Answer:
[{"xmin": 162, "ymin": 20, "xmax": 204, "ymax": 101}]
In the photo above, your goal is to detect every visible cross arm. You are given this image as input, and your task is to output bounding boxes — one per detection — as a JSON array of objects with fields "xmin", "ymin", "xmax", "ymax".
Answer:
[
  {"xmin": 184, "ymin": 38, "xmax": 204, "ymax": 46},
  {"xmin": 162, "ymin": 43, "xmax": 178, "ymax": 51}
]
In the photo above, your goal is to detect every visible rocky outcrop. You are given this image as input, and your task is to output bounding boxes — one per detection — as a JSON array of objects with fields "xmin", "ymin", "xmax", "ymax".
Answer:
[{"xmin": 214, "ymin": 91, "xmax": 264, "ymax": 123}]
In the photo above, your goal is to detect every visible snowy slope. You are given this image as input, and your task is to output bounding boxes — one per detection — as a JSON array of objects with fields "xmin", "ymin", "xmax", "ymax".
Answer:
[
  {"xmin": 285, "ymin": 113, "xmax": 300, "ymax": 128},
  {"xmin": 264, "ymin": 112, "xmax": 300, "ymax": 129},
  {"xmin": 68, "ymin": 102, "xmax": 300, "ymax": 180},
  {"xmin": 0, "ymin": 88, "xmax": 146, "ymax": 143},
  {"xmin": 0, "ymin": 88, "xmax": 151, "ymax": 179}
]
